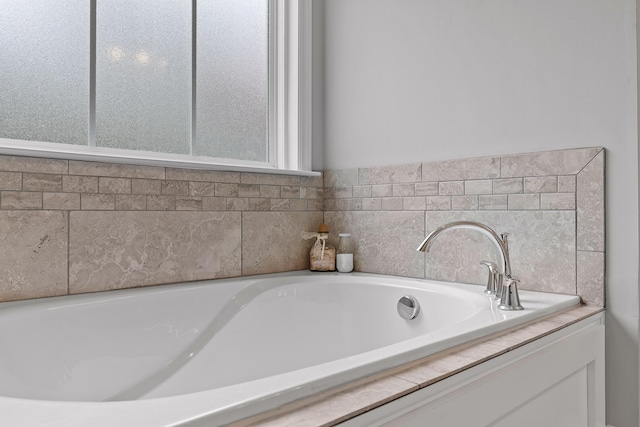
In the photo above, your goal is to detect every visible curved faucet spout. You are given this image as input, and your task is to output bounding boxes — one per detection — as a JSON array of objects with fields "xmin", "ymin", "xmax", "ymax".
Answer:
[{"xmin": 416, "ymin": 221, "xmax": 512, "ymax": 277}]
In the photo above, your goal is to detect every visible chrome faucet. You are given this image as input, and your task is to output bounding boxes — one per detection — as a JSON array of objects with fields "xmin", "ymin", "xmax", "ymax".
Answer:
[{"xmin": 417, "ymin": 221, "xmax": 523, "ymax": 310}]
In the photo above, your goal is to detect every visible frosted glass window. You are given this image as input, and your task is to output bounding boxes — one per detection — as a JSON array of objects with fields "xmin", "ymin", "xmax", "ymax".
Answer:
[
  {"xmin": 95, "ymin": 0, "xmax": 192, "ymax": 154},
  {"xmin": 196, "ymin": 0, "xmax": 269, "ymax": 162},
  {"xmin": 0, "ymin": 1, "xmax": 90, "ymax": 145}
]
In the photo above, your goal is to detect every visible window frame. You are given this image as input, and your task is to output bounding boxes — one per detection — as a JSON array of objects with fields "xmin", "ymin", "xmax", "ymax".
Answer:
[{"xmin": 0, "ymin": 0, "xmax": 316, "ymax": 176}]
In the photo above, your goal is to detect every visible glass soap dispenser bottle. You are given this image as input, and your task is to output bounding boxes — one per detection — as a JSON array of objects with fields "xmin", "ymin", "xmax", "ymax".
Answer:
[{"xmin": 336, "ymin": 233, "xmax": 354, "ymax": 273}]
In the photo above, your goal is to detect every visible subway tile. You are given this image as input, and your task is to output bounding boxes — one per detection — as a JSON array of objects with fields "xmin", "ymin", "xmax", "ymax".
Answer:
[
  {"xmin": 249, "ymin": 198, "xmax": 271, "ymax": 211},
  {"xmin": 524, "ymin": 176, "xmax": 557, "ymax": 193},
  {"xmin": 69, "ymin": 160, "xmax": 164, "ymax": 179},
  {"xmin": 451, "ymin": 195, "xmax": 478, "ymax": 211},
  {"xmin": 426, "ymin": 196, "xmax": 451, "ymax": 211},
  {"xmin": 23, "ymin": 173, "xmax": 63, "ymax": 192},
  {"xmin": 215, "ymin": 183, "xmax": 239, "ymax": 197},
  {"xmin": 439, "ymin": 181, "xmax": 464, "ymax": 196},
  {"xmin": 381, "ymin": 197, "xmax": 403, "ymax": 211},
  {"xmin": 414, "ymin": 182, "xmax": 439, "ymax": 196},
  {"xmin": 227, "ymin": 197, "xmax": 250, "ymax": 211},
  {"xmin": 558, "ymin": 175, "xmax": 577, "ymax": 193},
  {"xmin": 99, "ymin": 177, "xmax": 131, "ymax": 194},
  {"xmin": 403, "ymin": 197, "xmax": 426, "ymax": 211},
  {"xmin": 189, "ymin": 181, "xmax": 216, "ymax": 197},
  {"xmin": 281, "ymin": 186, "xmax": 301, "ymax": 198},
  {"xmin": 308, "ymin": 199, "xmax": 324, "ymax": 212},
  {"xmin": 202, "ymin": 196, "xmax": 227, "ymax": 211},
  {"xmin": 237, "ymin": 183, "xmax": 261, "ymax": 198},
  {"xmin": 335, "ymin": 199, "xmax": 363, "ymax": 211},
  {"xmin": 175, "ymin": 196, "xmax": 203, "ymax": 211},
  {"xmin": 301, "ymin": 186, "xmax": 323, "ymax": 200},
  {"xmin": 81, "ymin": 194, "xmax": 115, "ymax": 210},
  {"xmin": 323, "ymin": 199, "xmax": 339, "ymax": 211},
  {"xmin": 1, "ymin": 191, "xmax": 42, "ymax": 209},
  {"xmin": 422, "ymin": 156, "xmax": 500, "ymax": 181},
  {"xmin": 161, "ymin": 180, "xmax": 189, "ymax": 196},
  {"xmin": 353, "ymin": 185, "xmax": 372, "ymax": 198},
  {"xmin": 289, "ymin": 199, "xmax": 308, "ymax": 211},
  {"xmin": 326, "ymin": 186, "xmax": 352, "ymax": 199},
  {"xmin": 359, "ymin": 163, "xmax": 421, "ymax": 185},
  {"xmin": 393, "ymin": 184, "xmax": 415, "ymax": 197},
  {"xmin": 362, "ymin": 198, "xmax": 382, "ymax": 211},
  {"xmin": 166, "ymin": 168, "xmax": 239, "ymax": 183},
  {"xmin": 371, "ymin": 184, "xmax": 393, "ymax": 197},
  {"xmin": 465, "ymin": 180, "xmax": 493, "ymax": 195},
  {"xmin": 492, "ymin": 178, "xmax": 523, "ymax": 194},
  {"xmin": 43, "ymin": 192, "xmax": 81, "ymax": 210},
  {"xmin": 0, "ymin": 155, "xmax": 67, "ymax": 174},
  {"xmin": 508, "ymin": 194, "xmax": 540, "ymax": 210},
  {"xmin": 63, "ymin": 175, "xmax": 99, "ymax": 193},
  {"xmin": 146, "ymin": 195, "xmax": 175, "ymax": 211},
  {"xmin": 270, "ymin": 199, "xmax": 290, "ymax": 211},
  {"xmin": 131, "ymin": 179, "xmax": 161, "ymax": 195},
  {"xmin": 260, "ymin": 185, "xmax": 282, "ymax": 198},
  {"xmin": 115, "ymin": 195, "xmax": 147, "ymax": 211},
  {"xmin": 0, "ymin": 172, "xmax": 22, "ymax": 191},
  {"xmin": 478, "ymin": 195, "xmax": 508, "ymax": 210},
  {"xmin": 541, "ymin": 193, "xmax": 575, "ymax": 210}
]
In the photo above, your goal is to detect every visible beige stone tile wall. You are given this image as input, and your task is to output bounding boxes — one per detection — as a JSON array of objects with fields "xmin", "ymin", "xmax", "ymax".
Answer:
[
  {"xmin": 0, "ymin": 147, "xmax": 605, "ymax": 306},
  {"xmin": 0, "ymin": 156, "xmax": 324, "ymax": 302},
  {"xmin": 324, "ymin": 147, "xmax": 605, "ymax": 306}
]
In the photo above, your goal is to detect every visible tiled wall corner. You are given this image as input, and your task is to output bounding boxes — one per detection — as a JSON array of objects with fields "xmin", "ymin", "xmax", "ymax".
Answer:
[
  {"xmin": 242, "ymin": 211, "xmax": 324, "ymax": 276},
  {"xmin": 323, "ymin": 147, "xmax": 605, "ymax": 306},
  {"xmin": 0, "ymin": 146, "xmax": 605, "ymax": 306},
  {"xmin": 324, "ymin": 211, "xmax": 425, "ymax": 278}
]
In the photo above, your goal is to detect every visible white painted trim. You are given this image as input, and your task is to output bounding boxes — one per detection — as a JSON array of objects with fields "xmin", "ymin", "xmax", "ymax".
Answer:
[
  {"xmin": 297, "ymin": 0, "xmax": 313, "ymax": 172},
  {"xmin": 0, "ymin": 138, "xmax": 320, "ymax": 176},
  {"xmin": 273, "ymin": 0, "xmax": 313, "ymax": 172},
  {"xmin": 343, "ymin": 314, "xmax": 606, "ymax": 427}
]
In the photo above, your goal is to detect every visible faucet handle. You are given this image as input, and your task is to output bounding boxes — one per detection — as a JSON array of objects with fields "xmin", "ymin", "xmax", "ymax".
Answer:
[
  {"xmin": 498, "ymin": 276, "xmax": 524, "ymax": 311},
  {"xmin": 479, "ymin": 261, "xmax": 498, "ymax": 295}
]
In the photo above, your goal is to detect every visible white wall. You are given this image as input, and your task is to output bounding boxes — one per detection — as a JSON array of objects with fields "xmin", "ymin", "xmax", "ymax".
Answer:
[{"xmin": 317, "ymin": 1, "xmax": 639, "ymax": 426}]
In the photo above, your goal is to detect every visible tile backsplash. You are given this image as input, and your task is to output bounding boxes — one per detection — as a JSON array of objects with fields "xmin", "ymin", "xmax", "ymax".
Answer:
[
  {"xmin": 0, "ymin": 147, "xmax": 605, "ymax": 306},
  {"xmin": 0, "ymin": 157, "xmax": 323, "ymax": 301},
  {"xmin": 324, "ymin": 147, "xmax": 604, "ymax": 306}
]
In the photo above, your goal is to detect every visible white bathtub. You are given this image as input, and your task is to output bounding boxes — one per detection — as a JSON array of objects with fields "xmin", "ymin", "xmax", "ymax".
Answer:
[{"xmin": 0, "ymin": 271, "xmax": 580, "ymax": 426}]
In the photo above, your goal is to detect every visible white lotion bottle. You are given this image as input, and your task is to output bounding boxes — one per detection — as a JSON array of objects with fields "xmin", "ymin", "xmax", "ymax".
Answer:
[{"xmin": 336, "ymin": 233, "xmax": 354, "ymax": 273}]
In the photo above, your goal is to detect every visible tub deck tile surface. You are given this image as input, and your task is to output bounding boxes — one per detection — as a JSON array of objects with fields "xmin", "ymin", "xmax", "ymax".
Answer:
[{"xmin": 240, "ymin": 304, "xmax": 603, "ymax": 427}]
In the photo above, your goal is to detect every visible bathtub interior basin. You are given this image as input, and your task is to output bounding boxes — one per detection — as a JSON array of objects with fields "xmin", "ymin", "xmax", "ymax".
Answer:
[{"xmin": 0, "ymin": 271, "xmax": 581, "ymax": 426}]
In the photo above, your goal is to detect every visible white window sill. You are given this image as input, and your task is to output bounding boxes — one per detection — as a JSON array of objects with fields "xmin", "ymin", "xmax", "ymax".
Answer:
[{"xmin": 0, "ymin": 138, "xmax": 320, "ymax": 177}]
